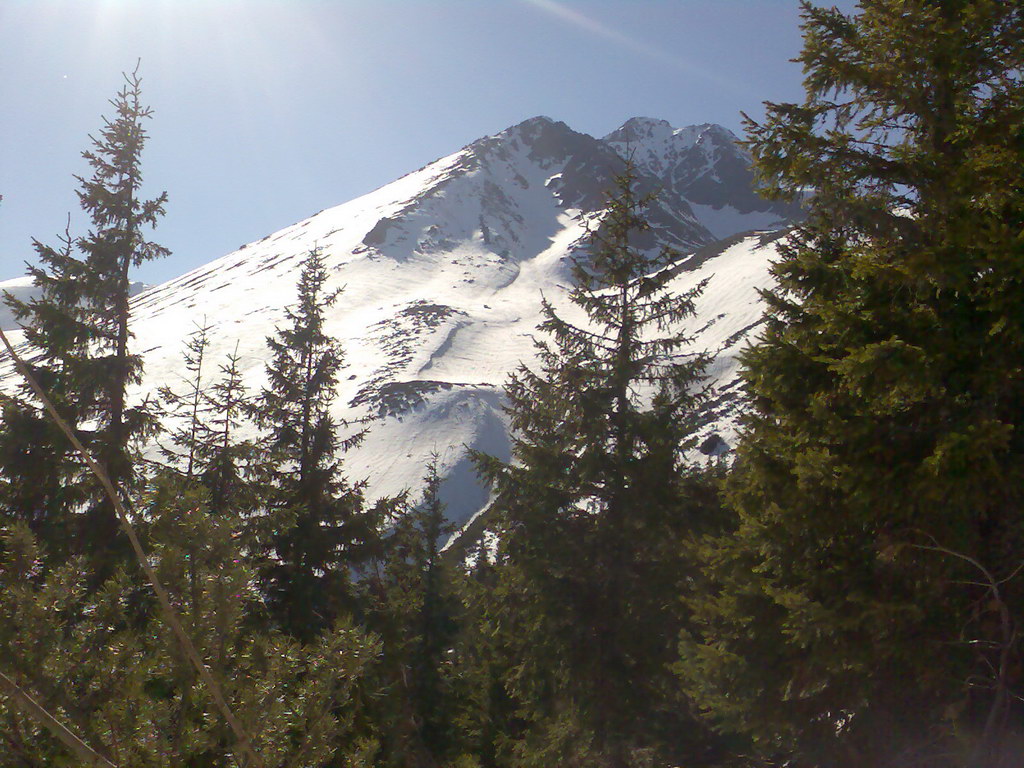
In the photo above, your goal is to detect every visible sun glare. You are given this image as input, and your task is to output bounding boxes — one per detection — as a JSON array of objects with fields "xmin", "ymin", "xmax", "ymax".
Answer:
[{"xmin": 519, "ymin": 0, "xmax": 743, "ymax": 94}]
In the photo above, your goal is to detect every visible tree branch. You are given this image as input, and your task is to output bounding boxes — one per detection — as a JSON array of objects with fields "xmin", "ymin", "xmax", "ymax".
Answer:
[{"xmin": 0, "ymin": 670, "xmax": 116, "ymax": 767}]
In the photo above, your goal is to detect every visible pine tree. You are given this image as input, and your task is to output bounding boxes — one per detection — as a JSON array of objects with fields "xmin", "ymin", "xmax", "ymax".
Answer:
[
  {"xmin": 157, "ymin": 319, "xmax": 213, "ymax": 479},
  {"xmin": 200, "ymin": 343, "xmax": 261, "ymax": 518},
  {"xmin": 478, "ymin": 163, "xmax": 724, "ymax": 768},
  {"xmin": 678, "ymin": 2, "xmax": 1024, "ymax": 766},
  {"xmin": 0, "ymin": 65, "xmax": 167, "ymax": 562},
  {"xmin": 367, "ymin": 459, "xmax": 461, "ymax": 766},
  {"xmin": 254, "ymin": 246, "xmax": 378, "ymax": 640},
  {"xmin": 157, "ymin": 334, "xmax": 261, "ymax": 522},
  {"xmin": 449, "ymin": 541, "xmax": 524, "ymax": 768},
  {"xmin": 0, "ymin": 477, "xmax": 382, "ymax": 767}
]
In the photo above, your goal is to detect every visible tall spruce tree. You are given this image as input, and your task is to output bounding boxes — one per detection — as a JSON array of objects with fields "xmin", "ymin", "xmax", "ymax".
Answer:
[
  {"xmin": 367, "ymin": 459, "xmax": 461, "ymax": 767},
  {"xmin": 478, "ymin": 164, "xmax": 724, "ymax": 768},
  {"xmin": 0, "ymin": 65, "xmax": 167, "ymax": 561},
  {"xmin": 678, "ymin": 2, "xmax": 1024, "ymax": 766},
  {"xmin": 254, "ymin": 246, "xmax": 377, "ymax": 640}
]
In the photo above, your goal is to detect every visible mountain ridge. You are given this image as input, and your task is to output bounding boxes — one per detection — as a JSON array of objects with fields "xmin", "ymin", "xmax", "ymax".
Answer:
[{"xmin": 0, "ymin": 115, "xmax": 795, "ymax": 535}]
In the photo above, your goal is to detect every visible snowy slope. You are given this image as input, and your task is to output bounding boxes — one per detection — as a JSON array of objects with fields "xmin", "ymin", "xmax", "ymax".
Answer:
[{"xmin": 0, "ymin": 117, "xmax": 792, "ymax": 532}]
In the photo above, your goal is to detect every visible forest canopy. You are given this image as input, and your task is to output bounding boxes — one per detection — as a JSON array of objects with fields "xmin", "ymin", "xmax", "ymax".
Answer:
[{"xmin": 0, "ymin": 2, "xmax": 1022, "ymax": 766}]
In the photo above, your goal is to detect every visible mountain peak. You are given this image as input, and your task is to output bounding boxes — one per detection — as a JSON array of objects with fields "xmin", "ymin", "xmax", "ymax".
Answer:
[
  {"xmin": 604, "ymin": 118, "xmax": 738, "ymax": 151},
  {"xmin": 686, "ymin": 122, "xmax": 738, "ymax": 145},
  {"xmin": 603, "ymin": 116, "xmax": 676, "ymax": 145},
  {"xmin": 469, "ymin": 115, "xmax": 612, "ymax": 175},
  {"xmin": 499, "ymin": 115, "xmax": 575, "ymax": 146},
  {"xmin": 515, "ymin": 114, "xmax": 558, "ymax": 129},
  {"xmin": 598, "ymin": 117, "xmax": 801, "ymax": 237}
]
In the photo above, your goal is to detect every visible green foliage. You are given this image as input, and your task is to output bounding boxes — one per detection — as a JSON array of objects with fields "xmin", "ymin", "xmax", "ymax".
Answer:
[
  {"xmin": 679, "ymin": 2, "xmax": 1024, "ymax": 766},
  {"xmin": 201, "ymin": 343, "xmax": 265, "ymax": 518},
  {"xmin": 253, "ymin": 246, "xmax": 380, "ymax": 640},
  {"xmin": 477, "ymin": 164, "xmax": 724, "ymax": 767},
  {"xmin": 158, "ymin": 319, "xmax": 213, "ymax": 479},
  {"xmin": 158, "ymin": 329, "xmax": 265, "ymax": 528},
  {"xmin": 447, "ymin": 542, "xmax": 523, "ymax": 768},
  {"xmin": 364, "ymin": 459, "xmax": 465, "ymax": 766},
  {"xmin": 0, "ymin": 66, "xmax": 167, "ymax": 565},
  {"xmin": 0, "ymin": 477, "xmax": 381, "ymax": 767}
]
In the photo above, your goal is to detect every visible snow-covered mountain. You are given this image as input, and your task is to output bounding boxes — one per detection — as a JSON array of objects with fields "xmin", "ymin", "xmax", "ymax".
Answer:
[
  {"xmin": 0, "ymin": 116, "xmax": 794, "ymax": 534},
  {"xmin": 603, "ymin": 117, "xmax": 802, "ymax": 238}
]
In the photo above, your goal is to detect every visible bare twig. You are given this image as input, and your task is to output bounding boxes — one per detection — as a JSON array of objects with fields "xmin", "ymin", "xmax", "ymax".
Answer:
[
  {"xmin": 0, "ymin": 327, "xmax": 264, "ymax": 768},
  {"xmin": 909, "ymin": 529, "xmax": 1020, "ymax": 766},
  {"xmin": 0, "ymin": 669, "xmax": 116, "ymax": 767}
]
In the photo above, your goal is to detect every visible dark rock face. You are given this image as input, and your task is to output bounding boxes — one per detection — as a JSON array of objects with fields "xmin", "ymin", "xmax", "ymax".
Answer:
[
  {"xmin": 698, "ymin": 433, "xmax": 730, "ymax": 457},
  {"xmin": 503, "ymin": 117, "xmax": 715, "ymax": 252},
  {"xmin": 604, "ymin": 117, "xmax": 804, "ymax": 235}
]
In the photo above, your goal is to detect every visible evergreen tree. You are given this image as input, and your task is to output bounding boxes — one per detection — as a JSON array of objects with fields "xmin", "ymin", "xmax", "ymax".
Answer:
[
  {"xmin": 367, "ymin": 459, "xmax": 462, "ymax": 767},
  {"xmin": 157, "ymin": 335, "xmax": 261, "ymax": 521},
  {"xmin": 158, "ymin": 319, "xmax": 213, "ymax": 479},
  {"xmin": 201, "ymin": 344, "xmax": 262, "ymax": 518},
  {"xmin": 478, "ymin": 164, "xmax": 724, "ymax": 768},
  {"xmin": 449, "ymin": 540, "xmax": 524, "ymax": 768},
  {"xmin": 0, "ymin": 477, "xmax": 382, "ymax": 767},
  {"xmin": 254, "ymin": 246, "xmax": 377, "ymax": 640},
  {"xmin": 679, "ymin": 3, "xmax": 1024, "ymax": 766},
  {"xmin": 0, "ymin": 65, "xmax": 167, "ymax": 562}
]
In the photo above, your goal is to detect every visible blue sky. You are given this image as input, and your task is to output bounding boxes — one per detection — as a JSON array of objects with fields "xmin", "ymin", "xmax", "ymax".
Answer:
[{"xmin": 1, "ymin": 0, "xmax": 858, "ymax": 285}]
